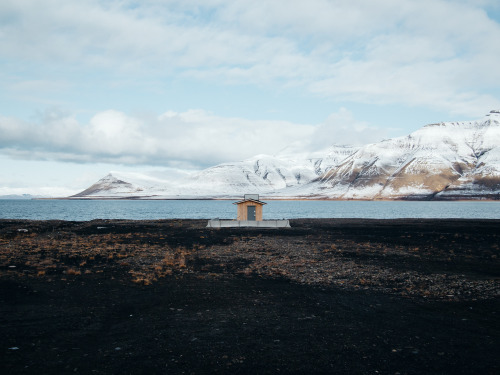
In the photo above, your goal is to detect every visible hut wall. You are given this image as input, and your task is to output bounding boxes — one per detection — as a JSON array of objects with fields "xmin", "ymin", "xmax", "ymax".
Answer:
[{"xmin": 236, "ymin": 201, "xmax": 264, "ymax": 221}]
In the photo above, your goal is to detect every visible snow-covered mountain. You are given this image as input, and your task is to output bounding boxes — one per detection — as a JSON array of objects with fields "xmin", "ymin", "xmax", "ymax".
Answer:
[
  {"xmin": 72, "ymin": 172, "xmax": 174, "ymax": 198},
  {"xmin": 72, "ymin": 145, "xmax": 358, "ymax": 199},
  {"xmin": 286, "ymin": 110, "xmax": 500, "ymax": 200},
  {"xmin": 72, "ymin": 111, "xmax": 500, "ymax": 200}
]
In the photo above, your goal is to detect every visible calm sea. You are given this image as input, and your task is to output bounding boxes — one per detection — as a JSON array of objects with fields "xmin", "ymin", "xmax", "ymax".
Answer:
[{"xmin": 0, "ymin": 199, "xmax": 499, "ymax": 221}]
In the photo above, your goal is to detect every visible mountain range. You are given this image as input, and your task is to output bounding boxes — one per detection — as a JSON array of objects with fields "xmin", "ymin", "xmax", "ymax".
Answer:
[{"xmin": 72, "ymin": 110, "xmax": 500, "ymax": 200}]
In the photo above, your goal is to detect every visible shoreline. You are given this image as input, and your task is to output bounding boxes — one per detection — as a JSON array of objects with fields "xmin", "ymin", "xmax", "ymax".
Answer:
[{"xmin": 33, "ymin": 196, "xmax": 500, "ymax": 201}]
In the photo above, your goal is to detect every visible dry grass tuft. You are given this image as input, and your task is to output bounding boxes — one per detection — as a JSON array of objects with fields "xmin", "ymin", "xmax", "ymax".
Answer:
[{"xmin": 65, "ymin": 268, "xmax": 81, "ymax": 276}]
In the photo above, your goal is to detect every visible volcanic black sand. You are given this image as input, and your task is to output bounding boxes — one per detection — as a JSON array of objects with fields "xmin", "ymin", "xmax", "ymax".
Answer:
[{"xmin": 0, "ymin": 218, "xmax": 498, "ymax": 374}]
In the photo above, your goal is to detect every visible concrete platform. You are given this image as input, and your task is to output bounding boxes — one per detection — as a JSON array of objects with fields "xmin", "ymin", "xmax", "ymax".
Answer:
[{"xmin": 207, "ymin": 219, "xmax": 290, "ymax": 228}]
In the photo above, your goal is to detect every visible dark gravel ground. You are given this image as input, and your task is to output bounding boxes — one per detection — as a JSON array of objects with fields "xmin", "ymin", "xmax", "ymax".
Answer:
[{"xmin": 0, "ymin": 218, "xmax": 498, "ymax": 374}]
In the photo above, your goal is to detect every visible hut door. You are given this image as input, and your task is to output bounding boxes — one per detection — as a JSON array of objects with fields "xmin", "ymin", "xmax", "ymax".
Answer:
[{"xmin": 247, "ymin": 205, "xmax": 256, "ymax": 221}]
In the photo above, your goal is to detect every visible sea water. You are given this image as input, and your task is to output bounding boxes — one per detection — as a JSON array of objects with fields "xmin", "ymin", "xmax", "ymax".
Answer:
[{"xmin": 0, "ymin": 199, "xmax": 499, "ymax": 221}]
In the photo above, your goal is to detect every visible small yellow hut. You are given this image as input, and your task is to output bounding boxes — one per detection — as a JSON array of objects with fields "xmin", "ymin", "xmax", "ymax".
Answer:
[{"xmin": 233, "ymin": 194, "xmax": 266, "ymax": 221}]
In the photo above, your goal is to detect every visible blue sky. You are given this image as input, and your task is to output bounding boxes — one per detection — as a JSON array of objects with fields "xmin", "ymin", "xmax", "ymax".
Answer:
[{"xmin": 1, "ymin": 0, "xmax": 500, "ymax": 195}]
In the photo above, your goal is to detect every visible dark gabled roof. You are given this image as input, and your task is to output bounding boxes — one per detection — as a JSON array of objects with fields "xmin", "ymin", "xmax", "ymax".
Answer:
[{"xmin": 233, "ymin": 198, "xmax": 267, "ymax": 205}]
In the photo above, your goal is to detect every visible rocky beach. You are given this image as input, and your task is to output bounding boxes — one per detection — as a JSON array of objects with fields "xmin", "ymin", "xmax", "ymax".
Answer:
[{"xmin": 1, "ymin": 218, "xmax": 499, "ymax": 374}]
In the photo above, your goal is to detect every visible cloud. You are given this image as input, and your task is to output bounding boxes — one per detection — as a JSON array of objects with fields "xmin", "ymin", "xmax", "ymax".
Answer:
[
  {"xmin": 185, "ymin": 0, "xmax": 500, "ymax": 116},
  {"xmin": 309, "ymin": 108, "xmax": 388, "ymax": 149},
  {"xmin": 1, "ymin": 0, "xmax": 499, "ymax": 117},
  {"xmin": 0, "ymin": 107, "xmax": 381, "ymax": 168}
]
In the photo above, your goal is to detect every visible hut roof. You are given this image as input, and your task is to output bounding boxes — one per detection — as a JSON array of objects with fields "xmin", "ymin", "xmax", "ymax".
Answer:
[{"xmin": 233, "ymin": 198, "xmax": 267, "ymax": 205}]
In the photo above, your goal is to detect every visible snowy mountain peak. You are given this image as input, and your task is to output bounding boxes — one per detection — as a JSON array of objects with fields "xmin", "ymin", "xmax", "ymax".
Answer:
[
  {"xmin": 72, "ymin": 172, "xmax": 145, "ymax": 197},
  {"xmin": 302, "ymin": 111, "xmax": 500, "ymax": 200}
]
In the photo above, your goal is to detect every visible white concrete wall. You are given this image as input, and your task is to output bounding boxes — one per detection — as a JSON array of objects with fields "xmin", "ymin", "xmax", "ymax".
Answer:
[{"xmin": 207, "ymin": 219, "xmax": 290, "ymax": 228}]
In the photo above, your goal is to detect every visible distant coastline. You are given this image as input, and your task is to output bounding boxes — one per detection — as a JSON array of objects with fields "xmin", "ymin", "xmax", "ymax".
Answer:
[{"xmin": 30, "ymin": 195, "xmax": 500, "ymax": 201}]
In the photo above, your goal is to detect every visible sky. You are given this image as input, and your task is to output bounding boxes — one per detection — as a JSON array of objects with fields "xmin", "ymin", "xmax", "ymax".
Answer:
[{"xmin": 1, "ymin": 0, "xmax": 500, "ymax": 196}]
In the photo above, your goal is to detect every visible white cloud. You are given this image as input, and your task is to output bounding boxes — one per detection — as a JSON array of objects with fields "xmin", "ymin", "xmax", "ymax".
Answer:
[
  {"xmin": 309, "ymin": 108, "xmax": 387, "ymax": 149},
  {"xmin": 0, "ymin": 0, "xmax": 499, "ymax": 119},
  {"xmin": 0, "ymin": 108, "xmax": 381, "ymax": 168}
]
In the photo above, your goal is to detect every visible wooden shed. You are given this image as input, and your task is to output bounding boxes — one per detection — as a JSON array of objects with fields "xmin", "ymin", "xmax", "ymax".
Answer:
[{"xmin": 233, "ymin": 194, "xmax": 267, "ymax": 221}]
